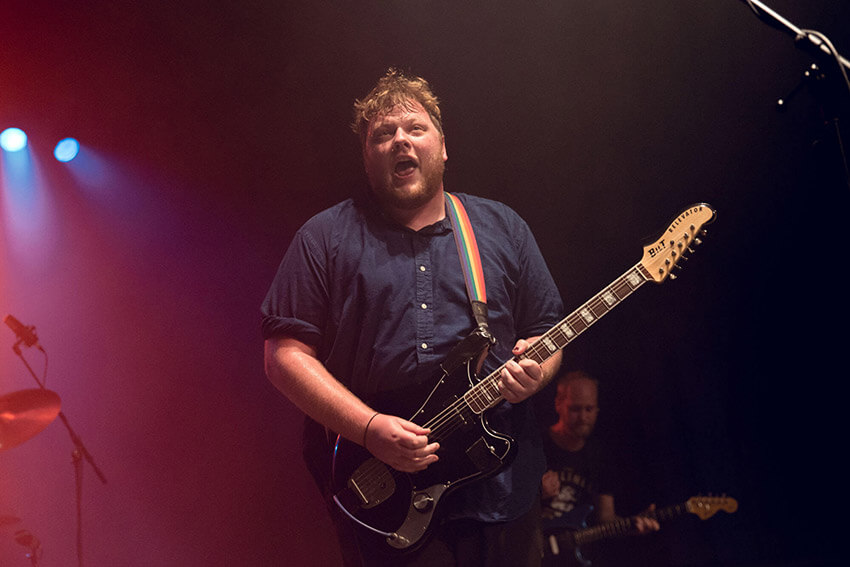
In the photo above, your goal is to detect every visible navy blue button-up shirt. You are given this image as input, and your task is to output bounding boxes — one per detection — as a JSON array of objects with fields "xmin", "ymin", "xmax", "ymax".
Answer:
[{"xmin": 262, "ymin": 192, "xmax": 563, "ymax": 522}]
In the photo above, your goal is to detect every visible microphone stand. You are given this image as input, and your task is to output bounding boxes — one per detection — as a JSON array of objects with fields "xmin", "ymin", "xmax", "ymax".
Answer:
[
  {"xmin": 739, "ymin": 0, "xmax": 850, "ymax": 191},
  {"xmin": 11, "ymin": 340, "xmax": 108, "ymax": 567}
]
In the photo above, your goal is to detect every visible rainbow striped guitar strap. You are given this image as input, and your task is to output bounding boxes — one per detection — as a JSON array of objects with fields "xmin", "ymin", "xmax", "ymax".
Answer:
[{"xmin": 445, "ymin": 192, "xmax": 490, "ymax": 332}]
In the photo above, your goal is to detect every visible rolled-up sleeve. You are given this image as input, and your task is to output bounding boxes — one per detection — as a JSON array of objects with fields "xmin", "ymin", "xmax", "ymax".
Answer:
[{"xmin": 261, "ymin": 224, "xmax": 328, "ymax": 346}]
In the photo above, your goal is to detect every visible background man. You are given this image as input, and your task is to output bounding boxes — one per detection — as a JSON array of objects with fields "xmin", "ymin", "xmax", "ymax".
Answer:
[{"xmin": 541, "ymin": 370, "xmax": 660, "ymax": 566}]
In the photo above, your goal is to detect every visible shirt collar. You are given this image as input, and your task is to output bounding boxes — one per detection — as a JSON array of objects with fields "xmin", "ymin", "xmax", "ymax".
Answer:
[{"xmin": 361, "ymin": 193, "xmax": 453, "ymax": 236}]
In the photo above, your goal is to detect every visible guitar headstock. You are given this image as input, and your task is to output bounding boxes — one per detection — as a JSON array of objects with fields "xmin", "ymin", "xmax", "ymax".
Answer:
[
  {"xmin": 685, "ymin": 495, "xmax": 738, "ymax": 520},
  {"xmin": 640, "ymin": 203, "xmax": 716, "ymax": 283}
]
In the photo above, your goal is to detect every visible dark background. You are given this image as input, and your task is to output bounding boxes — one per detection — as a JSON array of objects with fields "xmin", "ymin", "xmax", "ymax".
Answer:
[{"xmin": 1, "ymin": 1, "xmax": 848, "ymax": 565}]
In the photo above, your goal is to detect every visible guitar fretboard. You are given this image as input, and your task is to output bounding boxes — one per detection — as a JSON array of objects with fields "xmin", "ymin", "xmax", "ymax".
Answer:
[
  {"xmin": 463, "ymin": 263, "xmax": 652, "ymax": 414},
  {"xmin": 567, "ymin": 497, "xmax": 735, "ymax": 547},
  {"xmin": 572, "ymin": 502, "xmax": 685, "ymax": 547}
]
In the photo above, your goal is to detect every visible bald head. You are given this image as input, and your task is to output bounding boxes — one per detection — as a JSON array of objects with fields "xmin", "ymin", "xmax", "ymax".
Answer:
[{"xmin": 553, "ymin": 372, "xmax": 600, "ymax": 448}]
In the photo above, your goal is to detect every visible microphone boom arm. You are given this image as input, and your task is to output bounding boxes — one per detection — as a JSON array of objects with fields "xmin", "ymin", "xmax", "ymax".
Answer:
[{"xmin": 739, "ymin": 0, "xmax": 850, "ymax": 75}]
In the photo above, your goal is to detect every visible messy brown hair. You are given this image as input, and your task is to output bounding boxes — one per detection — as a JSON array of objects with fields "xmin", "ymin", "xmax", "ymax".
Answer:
[{"xmin": 351, "ymin": 68, "xmax": 444, "ymax": 145}]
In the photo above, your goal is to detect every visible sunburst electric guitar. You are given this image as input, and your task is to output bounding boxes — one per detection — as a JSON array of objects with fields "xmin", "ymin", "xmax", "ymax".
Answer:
[
  {"xmin": 545, "ymin": 495, "xmax": 739, "ymax": 566},
  {"xmin": 331, "ymin": 203, "xmax": 717, "ymax": 553}
]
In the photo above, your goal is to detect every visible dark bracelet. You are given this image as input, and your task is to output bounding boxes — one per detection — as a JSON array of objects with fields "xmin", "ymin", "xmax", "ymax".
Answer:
[{"xmin": 363, "ymin": 412, "xmax": 380, "ymax": 447}]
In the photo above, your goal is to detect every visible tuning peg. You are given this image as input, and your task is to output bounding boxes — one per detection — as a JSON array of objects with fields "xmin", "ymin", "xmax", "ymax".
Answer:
[{"xmin": 669, "ymin": 272, "xmax": 677, "ymax": 280}]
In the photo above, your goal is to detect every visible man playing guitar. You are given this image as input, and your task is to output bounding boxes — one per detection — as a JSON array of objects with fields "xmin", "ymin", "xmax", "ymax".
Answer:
[{"xmin": 541, "ymin": 371, "xmax": 659, "ymax": 566}]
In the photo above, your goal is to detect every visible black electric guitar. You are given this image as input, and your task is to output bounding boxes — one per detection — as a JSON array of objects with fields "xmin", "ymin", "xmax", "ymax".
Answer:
[
  {"xmin": 331, "ymin": 203, "xmax": 717, "ymax": 553},
  {"xmin": 544, "ymin": 495, "xmax": 738, "ymax": 566}
]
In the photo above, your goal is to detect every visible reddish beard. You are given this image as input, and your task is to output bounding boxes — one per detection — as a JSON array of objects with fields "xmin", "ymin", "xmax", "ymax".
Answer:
[{"xmin": 369, "ymin": 151, "xmax": 446, "ymax": 211}]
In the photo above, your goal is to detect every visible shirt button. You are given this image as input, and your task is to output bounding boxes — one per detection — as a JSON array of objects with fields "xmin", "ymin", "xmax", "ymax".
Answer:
[
  {"xmin": 419, "ymin": 265, "xmax": 426, "ymax": 272},
  {"xmin": 421, "ymin": 342, "xmax": 428, "ymax": 350},
  {"xmin": 420, "ymin": 303, "xmax": 428, "ymax": 309}
]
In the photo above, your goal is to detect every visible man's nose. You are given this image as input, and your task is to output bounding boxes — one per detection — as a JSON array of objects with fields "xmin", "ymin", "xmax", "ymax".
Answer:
[{"xmin": 392, "ymin": 128, "xmax": 412, "ymax": 150}]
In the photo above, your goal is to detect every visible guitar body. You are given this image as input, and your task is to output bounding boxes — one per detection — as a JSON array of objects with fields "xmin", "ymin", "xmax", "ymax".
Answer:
[
  {"xmin": 542, "ymin": 545, "xmax": 590, "ymax": 567},
  {"xmin": 331, "ymin": 359, "xmax": 516, "ymax": 552},
  {"xmin": 542, "ymin": 505, "xmax": 593, "ymax": 567}
]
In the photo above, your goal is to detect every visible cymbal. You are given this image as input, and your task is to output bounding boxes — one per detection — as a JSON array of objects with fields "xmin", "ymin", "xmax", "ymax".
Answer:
[{"xmin": 0, "ymin": 389, "xmax": 61, "ymax": 452}]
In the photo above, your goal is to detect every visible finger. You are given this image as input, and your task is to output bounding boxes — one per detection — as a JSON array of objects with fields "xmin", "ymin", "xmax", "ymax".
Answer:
[
  {"xmin": 498, "ymin": 368, "xmax": 521, "ymax": 401},
  {"xmin": 512, "ymin": 359, "xmax": 544, "ymax": 385},
  {"xmin": 410, "ymin": 455, "xmax": 438, "ymax": 472},
  {"xmin": 399, "ymin": 451, "xmax": 439, "ymax": 473},
  {"xmin": 518, "ymin": 358, "xmax": 543, "ymax": 380},
  {"xmin": 397, "ymin": 431, "xmax": 433, "ymax": 450},
  {"xmin": 509, "ymin": 360, "xmax": 532, "ymax": 383},
  {"xmin": 398, "ymin": 419, "xmax": 431, "ymax": 436},
  {"xmin": 418, "ymin": 451, "xmax": 439, "ymax": 464},
  {"xmin": 406, "ymin": 442, "xmax": 439, "ymax": 460},
  {"xmin": 501, "ymin": 362, "xmax": 533, "ymax": 392}
]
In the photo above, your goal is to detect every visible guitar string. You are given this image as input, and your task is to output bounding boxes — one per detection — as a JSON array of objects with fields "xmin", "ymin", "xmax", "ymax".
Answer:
[
  {"xmin": 435, "ymin": 264, "xmax": 654, "ymax": 424},
  {"xmin": 426, "ymin": 267, "xmax": 646, "ymax": 430},
  {"xmin": 348, "ymin": 270, "xmax": 647, "ymax": 494},
  {"xmin": 349, "ymin": 267, "xmax": 650, "ymax": 494},
  {"xmin": 341, "ymin": 220, "xmax": 711, "ymax": 524},
  {"xmin": 350, "ymin": 280, "xmax": 645, "ymax": 496}
]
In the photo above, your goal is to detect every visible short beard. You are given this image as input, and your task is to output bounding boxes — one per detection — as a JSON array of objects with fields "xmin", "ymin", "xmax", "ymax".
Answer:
[{"xmin": 370, "ymin": 154, "xmax": 445, "ymax": 211}]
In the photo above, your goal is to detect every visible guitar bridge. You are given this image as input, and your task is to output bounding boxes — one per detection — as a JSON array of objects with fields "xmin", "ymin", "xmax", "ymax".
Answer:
[{"xmin": 349, "ymin": 458, "xmax": 396, "ymax": 509}]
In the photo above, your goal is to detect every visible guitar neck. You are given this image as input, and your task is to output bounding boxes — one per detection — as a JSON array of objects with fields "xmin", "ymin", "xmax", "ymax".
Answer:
[
  {"xmin": 464, "ymin": 263, "xmax": 652, "ymax": 413},
  {"xmin": 572, "ymin": 502, "xmax": 685, "ymax": 547}
]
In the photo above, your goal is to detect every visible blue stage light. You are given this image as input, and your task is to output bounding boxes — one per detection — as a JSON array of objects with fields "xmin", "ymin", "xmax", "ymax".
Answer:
[
  {"xmin": 0, "ymin": 128, "xmax": 28, "ymax": 152},
  {"xmin": 54, "ymin": 138, "xmax": 80, "ymax": 162}
]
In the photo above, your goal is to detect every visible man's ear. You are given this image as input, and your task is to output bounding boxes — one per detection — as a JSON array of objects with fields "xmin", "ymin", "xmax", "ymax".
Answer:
[{"xmin": 441, "ymin": 136, "xmax": 448, "ymax": 162}]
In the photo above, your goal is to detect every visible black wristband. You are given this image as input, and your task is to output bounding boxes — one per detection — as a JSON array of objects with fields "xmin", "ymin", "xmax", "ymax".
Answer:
[{"xmin": 363, "ymin": 412, "xmax": 379, "ymax": 447}]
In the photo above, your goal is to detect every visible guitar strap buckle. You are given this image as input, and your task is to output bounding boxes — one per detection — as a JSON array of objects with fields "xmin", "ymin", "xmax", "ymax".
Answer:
[{"xmin": 442, "ymin": 322, "xmax": 496, "ymax": 373}]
